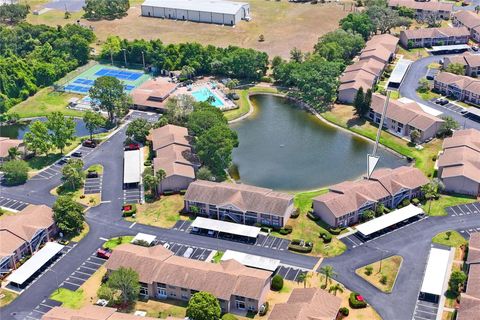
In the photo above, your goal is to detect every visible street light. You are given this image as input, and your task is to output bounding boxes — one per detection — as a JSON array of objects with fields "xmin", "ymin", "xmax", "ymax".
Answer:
[{"xmin": 366, "ymin": 245, "xmax": 390, "ymax": 273}]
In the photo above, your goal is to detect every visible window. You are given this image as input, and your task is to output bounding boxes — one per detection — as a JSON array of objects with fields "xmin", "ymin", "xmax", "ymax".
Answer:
[
  {"xmin": 140, "ymin": 286, "xmax": 148, "ymax": 296},
  {"xmin": 236, "ymin": 300, "xmax": 246, "ymax": 310},
  {"xmin": 248, "ymin": 305, "xmax": 256, "ymax": 311},
  {"xmin": 181, "ymin": 288, "xmax": 187, "ymax": 292},
  {"xmin": 181, "ymin": 294, "xmax": 189, "ymax": 300},
  {"xmin": 157, "ymin": 287, "xmax": 167, "ymax": 298}
]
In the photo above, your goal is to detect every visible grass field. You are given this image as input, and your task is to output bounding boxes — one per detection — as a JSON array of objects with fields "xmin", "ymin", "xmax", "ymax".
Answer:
[
  {"xmin": 126, "ymin": 195, "xmax": 188, "ymax": 228},
  {"xmin": 0, "ymin": 289, "xmax": 18, "ymax": 308},
  {"xmin": 102, "ymin": 236, "xmax": 134, "ymax": 250},
  {"xmin": 432, "ymin": 230, "xmax": 467, "ymax": 248},
  {"xmin": 7, "ymin": 88, "xmax": 84, "ymax": 118},
  {"xmin": 26, "ymin": 1, "xmax": 348, "ymax": 58},
  {"xmin": 424, "ymin": 194, "xmax": 477, "ymax": 216},
  {"xmin": 322, "ymin": 104, "xmax": 443, "ymax": 176},
  {"xmin": 50, "ymin": 288, "xmax": 84, "ymax": 309},
  {"xmin": 355, "ymin": 256, "xmax": 403, "ymax": 293}
]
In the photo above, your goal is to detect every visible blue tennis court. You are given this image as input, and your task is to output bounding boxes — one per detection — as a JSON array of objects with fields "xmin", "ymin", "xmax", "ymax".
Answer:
[
  {"xmin": 74, "ymin": 78, "xmax": 95, "ymax": 85},
  {"xmin": 94, "ymin": 68, "xmax": 143, "ymax": 81},
  {"xmin": 64, "ymin": 85, "xmax": 90, "ymax": 93}
]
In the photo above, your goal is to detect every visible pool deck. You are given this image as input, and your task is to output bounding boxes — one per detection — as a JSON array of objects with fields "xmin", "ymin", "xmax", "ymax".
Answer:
[{"xmin": 174, "ymin": 80, "xmax": 236, "ymax": 110}]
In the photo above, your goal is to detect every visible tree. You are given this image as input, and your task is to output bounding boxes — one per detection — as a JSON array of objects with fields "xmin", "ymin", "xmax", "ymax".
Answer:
[
  {"xmin": 187, "ymin": 103, "xmax": 227, "ymax": 136},
  {"xmin": 89, "ymin": 76, "xmax": 130, "ymax": 123},
  {"xmin": 97, "ymin": 284, "xmax": 114, "ymax": 301},
  {"xmin": 366, "ymin": 5, "xmax": 411, "ymax": 34},
  {"xmin": 329, "ymin": 283, "xmax": 345, "ymax": 296},
  {"xmin": 417, "ymin": 78, "xmax": 430, "ymax": 93},
  {"xmin": 126, "ymin": 118, "xmax": 151, "ymax": 143},
  {"xmin": 438, "ymin": 116, "xmax": 459, "ymax": 138},
  {"xmin": 83, "ymin": 0, "xmax": 130, "ymax": 20},
  {"xmin": 196, "ymin": 167, "xmax": 213, "ymax": 181},
  {"xmin": 423, "ymin": 12, "xmax": 441, "ymax": 28},
  {"xmin": 445, "ymin": 63, "xmax": 465, "ymax": 75},
  {"xmin": 46, "ymin": 112, "xmax": 76, "ymax": 154},
  {"xmin": 156, "ymin": 169, "xmax": 166, "ymax": 194},
  {"xmin": 448, "ymin": 270, "xmax": 467, "ymax": 296},
  {"xmin": 365, "ymin": 266, "xmax": 373, "ymax": 276},
  {"xmin": 446, "ymin": 231, "xmax": 452, "ymax": 240},
  {"xmin": 353, "ymin": 87, "xmax": 366, "ymax": 116},
  {"xmin": 142, "ymin": 167, "xmax": 159, "ymax": 196},
  {"xmin": 61, "ymin": 159, "xmax": 85, "ymax": 190},
  {"xmin": 340, "ymin": 12, "xmax": 374, "ymax": 40},
  {"xmin": 7, "ymin": 147, "xmax": 21, "ymax": 160},
  {"xmin": 410, "ymin": 129, "xmax": 421, "ymax": 144},
  {"xmin": 103, "ymin": 35, "xmax": 122, "ymax": 64},
  {"xmin": 375, "ymin": 203, "xmax": 385, "ymax": 217},
  {"xmin": 0, "ymin": 3, "xmax": 30, "ymax": 24},
  {"xmin": 319, "ymin": 265, "xmax": 336, "ymax": 288},
  {"xmin": 362, "ymin": 210, "xmax": 375, "ymax": 221},
  {"xmin": 24, "ymin": 121, "xmax": 52, "ymax": 155},
  {"xmin": 180, "ymin": 65, "xmax": 196, "ymax": 80},
  {"xmin": 1, "ymin": 160, "xmax": 28, "ymax": 185},
  {"xmin": 83, "ymin": 111, "xmax": 106, "ymax": 140},
  {"xmin": 397, "ymin": 6, "xmax": 415, "ymax": 18},
  {"xmin": 165, "ymin": 94, "xmax": 195, "ymax": 126},
  {"xmin": 364, "ymin": 88, "xmax": 372, "ymax": 113},
  {"xmin": 314, "ymin": 30, "xmax": 365, "ymax": 63},
  {"xmin": 297, "ymin": 272, "xmax": 311, "ymax": 288},
  {"xmin": 152, "ymin": 117, "xmax": 168, "ymax": 128},
  {"xmin": 271, "ymin": 275, "xmax": 284, "ymax": 291},
  {"xmin": 186, "ymin": 291, "xmax": 221, "ymax": 320},
  {"xmin": 422, "ymin": 180, "xmax": 439, "ymax": 214},
  {"xmin": 290, "ymin": 47, "xmax": 304, "ymax": 63},
  {"xmin": 53, "ymin": 195, "xmax": 84, "ymax": 235},
  {"xmin": 106, "ymin": 267, "xmax": 140, "ymax": 305},
  {"xmin": 225, "ymin": 79, "xmax": 239, "ymax": 91}
]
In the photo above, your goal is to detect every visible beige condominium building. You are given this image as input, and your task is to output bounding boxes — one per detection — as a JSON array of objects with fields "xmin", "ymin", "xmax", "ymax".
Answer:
[
  {"xmin": 434, "ymin": 72, "xmax": 480, "ymax": 106},
  {"xmin": 313, "ymin": 166, "xmax": 429, "ymax": 227},
  {"xmin": 338, "ymin": 34, "xmax": 398, "ymax": 104},
  {"xmin": 388, "ymin": 0, "xmax": 452, "ymax": 20},
  {"xmin": 443, "ymin": 52, "xmax": 480, "ymax": 77},
  {"xmin": 368, "ymin": 94, "xmax": 444, "ymax": 142},
  {"xmin": 437, "ymin": 129, "xmax": 480, "ymax": 196},
  {"xmin": 184, "ymin": 180, "xmax": 294, "ymax": 227},
  {"xmin": 42, "ymin": 305, "xmax": 167, "ymax": 320},
  {"xmin": 456, "ymin": 233, "xmax": 480, "ymax": 320},
  {"xmin": 147, "ymin": 124, "xmax": 196, "ymax": 194},
  {"xmin": 0, "ymin": 205, "xmax": 57, "ymax": 275},
  {"xmin": 399, "ymin": 27, "xmax": 470, "ymax": 48},
  {"xmin": 105, "ymin": 243, "xmax": 271, "ymax": 315},
  {"xmin": 452, "ymin": 10, "xmax": 480, "ymax": 42}
]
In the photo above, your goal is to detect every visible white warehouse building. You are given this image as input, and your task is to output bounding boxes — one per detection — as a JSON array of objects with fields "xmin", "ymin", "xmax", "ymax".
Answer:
[{"xmin": 141, "ymin": 0, "xmax": 251, "ymax": 26}]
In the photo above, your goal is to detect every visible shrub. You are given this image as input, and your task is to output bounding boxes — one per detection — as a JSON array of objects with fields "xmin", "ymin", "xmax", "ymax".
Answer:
[
  {"xmin": 143, "ymin": 160, "xmax": 152, "ymax": 166},
  {"xmin": 279, "ymin": 225, "xmax": 293, "ymax": 235},
  {"xmin": 411, "ymin": 198, "xmax": 420, "ymax": 205},
  {"xmin": 432, "ymin": 155, "xmax": 437, "ymax": 161},
  {"xmin": 307, "ymin": 212, "xmax": 319, "ymax": 221},
  {"xmin": 258, "ymin": 301, "xmax": 269, "ymax": 316},
  {"xmin": 271, "ymin": 274, "xmax": 284, "ymax": 291},
  {"xmin": 222, "ymin": 314, "xmax": 238, "ymax": 320},
  {"xmin": 380, "ymin": 275, "xmax": 388, "ymax": 285},
  {"xmin": 329, "ymin": 227, "xmax": 342, "ymax": 235},
  {"xmin": 365, "ymin": 266, "xmax": 373, "ymax": 276},
  {"xmin": 320, "ymin": 231, "xmax": 332, "ymax": 243},
  {"xmin": 339, "ymin": 307, "xmax": 350, "ymax": 316},
  {"xmin": 349, "ymin": 292, "xmax": 367, "ymax": 309},
  {"xmin": 290, "ymin": 210, "xmax": 300, "ymax": 219},
  {"xmin": 260, "ymin": 76, "xmax": 272, "ymax": 83},
  {"xmin": 179, "ymin": 189, "xmax": 187, "ymax": 195},
  {"xmin": 122, "ymin": 204, "xmax": 137, "ymax": 217},
  {"xmin": 402, "ymin": 198, "xmax": 410, "ymax": 207},
  {"xmin": 288, "ymin": 240, "xmax": 313, "ymax": 253}
]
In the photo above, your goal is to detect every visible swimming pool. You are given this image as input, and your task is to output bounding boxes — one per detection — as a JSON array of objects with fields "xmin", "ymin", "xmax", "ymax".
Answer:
[{"xmin": 191, "ymin": 87, "xmax": 224, "ymax": 107}]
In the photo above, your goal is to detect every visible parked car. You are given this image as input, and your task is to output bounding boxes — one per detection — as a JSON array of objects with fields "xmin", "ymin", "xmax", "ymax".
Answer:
[
  {"xmin": 82, "ymin": 140, "xmax": 97, "ymax": 148},
  {"xmin": 58, "ymin": 239, "xmax": 70, "ymax": 245},
  {"xmin": 125, "ymin": 143, "xmax": 140, "ymax": 151},
  {"xmin": 72, "ymin": 151, "xmax": 82, "ymax": 157},
  {"xmin": 435, "ymin": 98, "xmax": 449, "ymax": 105},
  {"xmin": 58, "ymin": 156, "xmax": 71, "ymax": 165},
  {"xmin": 163, "ymin": 243, "xmax": 171, "ymax": 250},
  {"xmin": 183, "ymin": 247, "xmax": 194, "ymax": 258},
  {"xmin": 96, "ymin": 248, "xmax": 112, "ymax": 259},
  {"xmin": 87, "ymin": 170, "xmax": 99, "ymax": 178}
]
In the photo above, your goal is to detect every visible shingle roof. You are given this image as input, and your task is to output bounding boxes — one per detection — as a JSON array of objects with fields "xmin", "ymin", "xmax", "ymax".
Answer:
[
  {"xmin": 184, "ymin": 180, "xmax": 293, "ymax": 218},
  {"xmin": 457, "ymin": 293, "xmax": 480, "ymax": 320},
  {"xmin": 153, "ymin": 144, "xmax": 196, "ymax": 179},
  {"xmin": 467, "ymin": 232, "xmax": 480, "ymax": 264},
  {"xmin": 0, "ymin": 137, "xmax": 23, "ymax": 158},
  {"xmin": 269, "ymin": 288, "xmax": 342, "ymax": 320},
  {"xmin": 105, "ymin": 243, "xmax": 271, "ymax": 301},
  {"xmin": 435, "ymin": 72, "xmax": 480, "ymax": 92},
  {"xmin": 131, "ymin": 78, "xmax": 178, "ymax": 111},
  {"xmin": 42, "ymin": 305, "xmax": 159, "ymax": 320},
  {"xmin": 147, "ymin": 125, "xmax": 190, "ymax": 151},
  {"xmin": 389, "ymin": 0, "xmax": 453, "ymax": 12},
  {"xmin": 401, "ymin": 27, "xmax": 470, "ymax": 40},
  {"xmin": 369, "ymin": 166, "xmax": 429, "ymax": 195},
  {"xmin": 344, "ymin": 58, "xmax": 385, "ymax": 77},
  {"xmin": 445, "ymin": 52, "xmax": 480, "ymax": 69},
  {"xmin": 454, "ymin": 10, "xmax": 480, "ymax": 29}
]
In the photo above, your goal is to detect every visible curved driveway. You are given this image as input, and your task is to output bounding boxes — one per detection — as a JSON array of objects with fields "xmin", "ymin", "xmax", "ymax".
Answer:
[{"xmin": 399, "ymin": 54, "xmax": 480, "ymax": 130}]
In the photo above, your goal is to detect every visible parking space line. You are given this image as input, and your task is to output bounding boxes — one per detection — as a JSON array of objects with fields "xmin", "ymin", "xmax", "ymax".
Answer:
[
  {"xmin": 80, "ymin": 265, "xmax": 97, "ymax": 271},
  {"xmin": 32, "ymin": 309, "xmax": 46, "ymax": 315},
  {"xmin": 63, "ymin": 281, "xmax": 80, "ymax": 287}
]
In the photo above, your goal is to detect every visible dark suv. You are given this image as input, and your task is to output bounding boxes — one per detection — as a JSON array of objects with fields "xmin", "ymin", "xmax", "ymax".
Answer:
[{"xmin": 82, "ymin": 140, "xmax": 97, "ymax": 148}]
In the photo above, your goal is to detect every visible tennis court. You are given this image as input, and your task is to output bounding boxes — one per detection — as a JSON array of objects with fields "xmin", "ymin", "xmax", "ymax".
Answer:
[{"xmin": 62, "ymin": 64, "xmax": 151, "ymax": 95}]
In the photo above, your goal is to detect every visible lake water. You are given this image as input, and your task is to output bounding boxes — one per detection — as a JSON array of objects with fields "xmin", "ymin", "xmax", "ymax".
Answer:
[
  {"xmin": 230, "ymin": 95, "xmax": 408, "ymax": 191},
  {"xmin": 0, "ymin": 117, "xmax": 105, "ymax": 139}
]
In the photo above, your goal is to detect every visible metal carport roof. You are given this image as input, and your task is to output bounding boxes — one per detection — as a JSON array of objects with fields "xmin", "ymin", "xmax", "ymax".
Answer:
[
  {"xmin": 221, "ymin": 250, "xmax": 280, "ymax": 272},
  {"xmin": 123, "ymin": 150, "xmax": 141, "ymax": 184},
  {"xmin": 191, "ymin": 217, "xmax": 261, "ymax": 238},
  {"xmin": 7, "ymin": 242, "xmax": 64, "ymax": 285},
  {"xmin": 420, "ymin": 247, "xmax": 451, "ymax": 296}
]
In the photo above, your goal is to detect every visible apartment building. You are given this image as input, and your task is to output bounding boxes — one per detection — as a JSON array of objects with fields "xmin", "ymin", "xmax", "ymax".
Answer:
[
  {"xmin": 338, "ymin": 34, "xmax": 398, "ymax": 104},
  {"xmin": 147, "ymin": 124, "xmax": 196, "ymax": 194},
  {"xmin": 313, "ymin": 166, "xmax": 429, "ymax": 227},
  {"xmin": 434, "ymin": 72, "xmax": 480, "ymax": 106},
  {"xmin": 437, "ymin": 129, "xmax": 480, "ymax": 196},
  {"xmin": 0, "ymin": 205, "xmax": 57, "ymax": 275},
  {"xmin": 184, "ymin": 180, "xmax": 294, "ymax": 227},
  {"xmin": 456, "ymin": 233, "xmax": 480, "ymax": 320},
  {"xmin": 388, "ymin": 0, "xmax": 453, "ymax": 20},
  {"xmin": 105, "ymin": 243, "xmax": 272, "ymax": 315},
  {"xmin": 0, "ymin": 137, "xmax": 25, "ymax": 163},
  {"xmin": 400, "ymin": 27, "xmax": 470, "ymax": 48},
  {"xmin": 452, "ymin": 10, "xmax": 480, "ymax": 41},
  {"xmin": 42, "ymin": 306, "xmax": 161, "ymax": 320},
  {"xmin": 443, "ymin": 52, "xmax": 480, "ymax": 77},
  {"xmin": 368, "ymin": 94, "xmax": 444, "ymax": 142}
]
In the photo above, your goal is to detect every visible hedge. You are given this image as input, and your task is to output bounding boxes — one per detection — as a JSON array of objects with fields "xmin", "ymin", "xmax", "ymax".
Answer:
[
  {"xmin": 163, "ymin": 190, "xmax": 174, "ymax": 196},
  {"xmin": 339, "ymin": 307, "xmax": 349, "ymax": 316},
  {"xmin": 271, "ymin": 275, "xmax": 284, "ymax": 291},
  {"xmin": 122, "ymin": 204, "xmax": 137, "ymax": 217},
  {"xmin": 279, "ymin": 225, "xmax": 293, "ymax": 235},
  {"xmin": 320, "ymin": 231, "xmax": 332, "ymax": 243},
  {"xmin": 143, "ymin": 160, "xmax": 152, "ymax": 166},
  {"xmin": 349, "ymin": 292, "xmax": 367, "ymax": 309},
  {"xmin": 329, "ymin": 227, "xmax": 342, "ymax": 235},
  {"xmin": 307, "ymin": 212, "xmax": 319, "ymax": 221}
]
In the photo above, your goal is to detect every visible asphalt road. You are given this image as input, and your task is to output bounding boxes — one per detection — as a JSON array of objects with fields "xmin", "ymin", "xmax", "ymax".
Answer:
[{"xmin": 399, "ymin": 54, "xmax": 480, "ymax": 131}]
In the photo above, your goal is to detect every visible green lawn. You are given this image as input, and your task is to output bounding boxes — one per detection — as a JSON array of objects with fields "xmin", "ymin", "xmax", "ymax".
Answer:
[
  {"xmin": 423, "ymin": 194, "xmax": 477, "ymax": 216},
  {"xmin": 7, "ymin": 87, "xmax": 84, "ymax": 118},
  {"xmin": 211, "ymin": 251, "xmax": 224, "ymax": 263},
  {"xmin": 50, "ymin": 288, "xmax": 84, "ymax": 309},
  {"xmin": 102, "ymin": 236, "xmax": 134, "ymax": 250},
  {"xmin": 0, "ymin": 289, "xmax": 18, "ymax": 308},
  {"xmin": 417, "ymin": 90, "xmax": 441, "ymax": 101},
  {"xmin": 86, "ymin": 164, "xmax": 104, "ymax": 175},
  {"xmin": 432, "ymin": 230, "xmax": 467, "ymax": 248},
  {"xmin": 294, "ymin": 188, "xmax": 329, "ymax": 214}
]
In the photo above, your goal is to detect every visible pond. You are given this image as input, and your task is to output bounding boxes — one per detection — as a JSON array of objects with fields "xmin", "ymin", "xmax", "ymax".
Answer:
[
  {"xmin": 230, "ymin": 95, "xmax": 408, "ymax": 191},
  {"xmin": 0, "ymin": 117, "xmax": 106, "ymax": 140}
]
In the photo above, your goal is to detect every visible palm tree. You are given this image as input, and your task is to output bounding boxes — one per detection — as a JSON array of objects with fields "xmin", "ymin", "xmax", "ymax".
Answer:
[
  {"xmin": 328, "ymin": 283, "xmax": 344, "ymax": 296},
  {"xmin": 8, "ymin": 147, "xmax": 21, "ymax": 160},
  {"xmin": 155, "ymin": 169, "xmax": 166, "ymax": 196},
  {"xmin": 297, "ymin": 272, "xmax": 311, "ymax": 288},
  {"xmin": 319, "ymin": 265, "xmax": 336, "ymax": 288},
  {"xmin": 421, "ymin": 180, "xmax": 439, "ymax": 214}
]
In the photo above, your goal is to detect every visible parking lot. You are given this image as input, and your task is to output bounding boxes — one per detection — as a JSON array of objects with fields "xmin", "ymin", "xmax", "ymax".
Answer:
[
  {"xmin": 412, "ymin": 300, "xmax": 439, "ymax": 320},
  {"xmin": 255, "ymin": 234, "xmax": 290, "ymax": 251},
  {"xmin": 458, "ymin": 229, "xmax": 480, "ymax": 239},
  {"xmin": 172, "ymin": 220, "xmax": 192, "ymax": 232},
  {"xmin": 26, "ymin": 247, "xmax": 105, "ymax": 320},
  {"xmin": 446, "ymin": 202, "xmax": 480, "ymax": 217},
  {"xmin": 123, "ymin": 186, "xmax": 142, "ymax": 204},
  {"xmin": 159, "ymin": 240, "xmax": 212, "ymax": 261},
  {"xmin": 429, "ymin": 98, "xmax": 467, "ymax": 115},
  {"xmin": 342, "ymin": 233, "xmax": 366, "ymax": 249},
  {"xmin": 127, "ymin": 111, "xmax": 161, "ymax": 123},
  {"xmin": 0, "ymin": 196, "xmax": 30, "ymax": 211},
  {"xmin": 84, "ymin": 175, "xmax": 103, "ymax": 195},
  {"xmin": 275, "ymin": 265, "xmax": 307, "ymax": 282}
]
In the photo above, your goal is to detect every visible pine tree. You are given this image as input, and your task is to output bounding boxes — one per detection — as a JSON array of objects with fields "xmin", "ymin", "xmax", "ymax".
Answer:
[{"xmin": 353, "ymin": 87, "xmax": 365, "ymax": 116}]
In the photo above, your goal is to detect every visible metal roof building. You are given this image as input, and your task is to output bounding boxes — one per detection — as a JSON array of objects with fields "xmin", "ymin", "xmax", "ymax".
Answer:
[
  {"xmin": 141, "ymin": 0, "xmax": 251, "ymax": 26},
  {"xmin": 190, "ymin": 217, "xmax": 261, "ymax": 239},
  {"xmin": 221, "ymin": 250, "xmax": 280, "ymax": 272},
  {"xmin": 123, "ymin": 150, "xmax": 141, "ymax": 187},
  {"xmin": 387, "ymin": 58, "xmax": 412, "ymax": 88},
  {"xmin": 419, "ymin": 246, "xmax": 453, "ymax": 303}
]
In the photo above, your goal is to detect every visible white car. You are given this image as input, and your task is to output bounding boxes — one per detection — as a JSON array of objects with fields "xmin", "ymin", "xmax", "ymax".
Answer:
[{"xmin": 183, "ymin": 247, "xmax": 194, "ymax": 258}]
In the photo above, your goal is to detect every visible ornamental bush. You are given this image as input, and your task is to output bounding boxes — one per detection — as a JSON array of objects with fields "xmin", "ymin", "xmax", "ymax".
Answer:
[
  {"xmin": 339, "ymin": 307, "xmax": 350, "ymax": 316},
  {"xmin": 329, "ymin": 227, "xmax": 342, "ymax": 235},
  {"xmin": 271, "ymin": 275, "xmax": 284, "ymax": 291},
  {"xmin": 222, "ymin": 314, "xmax": 238, "ymax": 320},
  {"xmin": 320, "ymin": 231, "xmax": 332, "ymax": 243},
  {"xmin": 349, "ymin": 292, "xmax": 367, "ymax": 309},
  {"xmin": 122, "ymin": 204, "xmax": 137, "ymax": 217}
]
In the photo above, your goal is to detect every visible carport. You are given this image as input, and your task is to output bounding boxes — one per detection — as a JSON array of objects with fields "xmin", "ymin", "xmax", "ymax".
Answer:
[
  {"xmin": 123, "ymin": 150, "xmax": 141, "ymax": 188},
  {"xmin": 387, "ymin": 58, "xmax": 412, "ymax": 88},
  {"xmin": 356, "ymin": 204, "xmax": 424, "ymax": 238},
  {"xmin": 7, "ymin": 242, "xmax": 64, "ymax": 287},
  {"xmin": 419, "ymin": 247, "xmax": 452, "ymax": 304},
  {"xmin": 190, "ymin": 217, "xmax": 261, "ymax": 243},
  {"xmin": 131, "ymin": 233, "xmax": 156, "ymax": 246},
  {"xmin": 221, "ymin": 250, "xmax": 279, "ymax": 272},
  {"xmin": 430, "ymin": 44, "xmax": 470, "ymax": 55}
]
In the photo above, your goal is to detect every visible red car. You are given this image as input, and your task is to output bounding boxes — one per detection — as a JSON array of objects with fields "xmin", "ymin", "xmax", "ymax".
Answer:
[
  {"xmin": 125, "ymin": 143, "xmax": 140, "ymax": 151},
  {"xmin": 96, "ymin": 248, "xmax": 112, "ymax": 259},
  {"xmin": 82, "ymin": 140, "xmax": 97, "ymax": 148}
]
